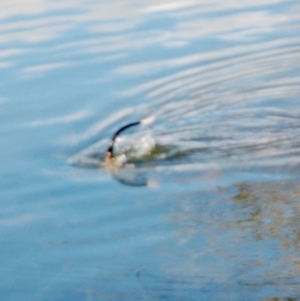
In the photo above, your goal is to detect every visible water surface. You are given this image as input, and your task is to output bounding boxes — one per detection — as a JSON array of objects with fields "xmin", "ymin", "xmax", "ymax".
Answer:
[{"xmin": 1, "ymin": 0, "xmax": 300, "ymax": 300}]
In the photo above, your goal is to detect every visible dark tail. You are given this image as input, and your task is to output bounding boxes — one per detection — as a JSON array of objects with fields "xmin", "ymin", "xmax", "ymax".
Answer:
[{"xmin": 106, "ymin": 121, "xmax": 141, "ymax": 158}]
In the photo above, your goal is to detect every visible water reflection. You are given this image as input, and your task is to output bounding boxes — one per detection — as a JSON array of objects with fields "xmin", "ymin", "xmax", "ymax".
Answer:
[
  {"xmin": 109, "ymin": 165, "xmax": 155, "ymax": 187},
  {"xmin": 155, "ymin": 178, "xmax": 300, "ymax": 299},
  {"xmin": 1, "ymin": 0, "xmax": 299, "ymax": 61},
  {"xmin": 232, "ymin": 182, "xmax": 300, "ymax": 260}
]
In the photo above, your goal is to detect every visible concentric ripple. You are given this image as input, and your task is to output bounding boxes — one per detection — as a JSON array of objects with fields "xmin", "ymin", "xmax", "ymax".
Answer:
[{"xmin": 70, "ymin": 37, "xmax": 300, "ymax": 177}]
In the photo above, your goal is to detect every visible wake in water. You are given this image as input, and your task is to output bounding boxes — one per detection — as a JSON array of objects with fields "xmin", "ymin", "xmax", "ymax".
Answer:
[
  {"xmin": 69, "ymin": 115, "xmax": 160, "ymax": 186},
  {"xmin": 69, "ymin": 37, "xmax": 300, "ymax": 185}
]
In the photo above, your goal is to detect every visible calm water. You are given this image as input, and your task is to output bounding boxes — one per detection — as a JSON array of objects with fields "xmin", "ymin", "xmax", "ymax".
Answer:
[{"xmin": 1, "ymin": 0, "xmax": 300, "ymax": 300}]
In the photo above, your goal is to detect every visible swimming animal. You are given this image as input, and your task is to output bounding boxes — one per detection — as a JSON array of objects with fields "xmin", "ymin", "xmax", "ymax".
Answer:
[{"xmin": 104, "ymin": 116, "xmax": 155, "ymax": 167}]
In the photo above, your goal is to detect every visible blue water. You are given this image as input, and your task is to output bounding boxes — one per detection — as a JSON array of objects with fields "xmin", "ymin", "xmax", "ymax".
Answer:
[{"xmin": 1, "ymin": 0, "xmax": 300, "ymax": 300}]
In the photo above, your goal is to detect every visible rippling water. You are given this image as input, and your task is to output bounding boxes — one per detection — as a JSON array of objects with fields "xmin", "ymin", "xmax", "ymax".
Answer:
[{"xmin": 1, "ymin": 0, "xmax": 300, "ymax": 300}]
